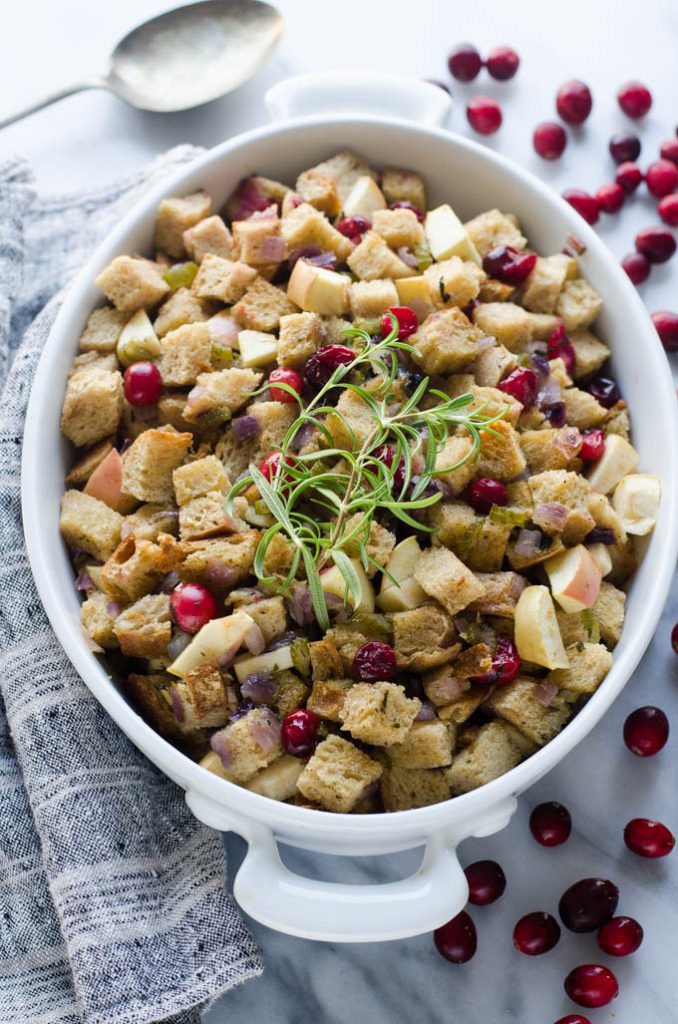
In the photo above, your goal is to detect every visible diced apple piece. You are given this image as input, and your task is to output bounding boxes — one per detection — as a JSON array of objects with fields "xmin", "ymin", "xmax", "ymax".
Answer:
[
  {"xmin": 588, "ymin": 542, "xmax": 612, "ymax": 578},
  {"xmin": 586, "ymin": 434, "xmax": 639, "ymax": 494},
  {"xmin": 116, "ymin": 309, "xmax": 161, "ymax": 366},
  {"xmin": 321, "ymin": 559, "xmax": 375, "ymax": 613},
  {"xmin": 376, "ymin": 536, "xmax": 428, "ymax": 611},
  {"xmin": 394, "ymin": 276, "xmax": 432, "ymax": 312},
  {"xmin": 287, "ymin": 259, "xmax": 350, "ymax": 315},
  {"xmin": 343, "ymin": 176, "xmax": 387, "ymax": 219},
  {"xmin": 611, "ymin": 473, "xmax": 661, "ymax": 536},
  {"xmin": 425, "ymin": 204, "xmax": 481, "ymax": 265},
  {"xmin": 515, "ymin": 584, "xmax": 570, "ymax": 670},
  {"xmin": 168, "ymin": 609, "xmax": 255, "ymax": 677},
  {"xmin": 237, "ymin": 329, "xmax": 278, "ymax": 367},
  {"xmin": 245, "ymin": 754, "xmax": 304, "ymax": 800},
  {"xmin": 377, "ymin": 577, "xmax": 428, "ymax": 612},
  {"xmin": 84, "ymin": 449, "xmax": 135, "ymax": 513},
  {"xmin": 233, "ymin": 645, "xmax": 295, "ymax": 683},
  {"xmin": 85, "ymin": 565, "xmax": 104, "ymax": 591},
  {"xmin": 544, "ymin": 545, "xmax": 602, "ymax": 614}
]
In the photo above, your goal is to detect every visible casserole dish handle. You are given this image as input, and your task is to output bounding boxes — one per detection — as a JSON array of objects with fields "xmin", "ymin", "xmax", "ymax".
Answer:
[
  {"xmin": 186, "ymin": 790, "xmax": 517, "ymax": 942},
  {"xmin": 265, "ymin": 71, "xmax": 452, "ymax": 126}
]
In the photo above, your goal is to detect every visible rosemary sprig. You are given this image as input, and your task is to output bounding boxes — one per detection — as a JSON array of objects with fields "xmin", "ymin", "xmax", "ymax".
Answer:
[{"xmin": 227, "ymin": 314, "xmax": 506, "ymax": 629}]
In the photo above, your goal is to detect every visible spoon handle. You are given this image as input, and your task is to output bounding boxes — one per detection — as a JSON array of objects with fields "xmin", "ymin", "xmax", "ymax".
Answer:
[{"xmin": 0, "ymin": 78, "xmax": 109, "ymax": 130}]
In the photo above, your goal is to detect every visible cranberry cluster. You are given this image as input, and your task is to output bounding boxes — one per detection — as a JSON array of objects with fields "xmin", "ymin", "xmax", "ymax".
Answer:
[{"xmin": 444, "ymin": 43, "xmax": 520, "ymax": 136}]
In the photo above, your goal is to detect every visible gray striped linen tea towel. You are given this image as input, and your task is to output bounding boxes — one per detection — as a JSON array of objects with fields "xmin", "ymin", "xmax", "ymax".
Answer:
[{"xmin": 0, "ymin": 150, "xmax": 262, "ymax": 1024}]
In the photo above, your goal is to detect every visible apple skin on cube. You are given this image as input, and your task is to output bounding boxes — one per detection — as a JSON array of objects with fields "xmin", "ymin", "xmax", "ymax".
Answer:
[
  {"xmin": 514, "ymin": 584, "xmax": 570, "ymax": 670},
  {"xmin": 544, "ymin": 545, "xmax": 602, "ymax": 614},
  {"xmin": 377, "ymin": 536, "xmax": 428, "ymax": 611},
  {"xmin": 84, "ymin": 449, "xmax": 136, "ymax": 513},
  {"xmin": 237, "ymin": 329, "xmax": 278, "ymax": 367},
  {"xmin": 167, "ymin": 610, "xmax": 255, "ymax": 677},
  {"xmin": 343, "ymin": 176, "xmax": 387, "ymax": 219},
  {"xmin": 321, "ymin": 559, "xmax": 375, "ymax": 613},
  {"xmin": 425, "ymin": 204, "xmax": 481, "ymax": 265},
  {"xmin": 287, "ymin": 259, "xmax": 350, "ymax": 315}
]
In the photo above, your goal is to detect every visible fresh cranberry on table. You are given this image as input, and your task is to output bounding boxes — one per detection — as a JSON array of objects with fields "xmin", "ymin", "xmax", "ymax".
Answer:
[
  {"xmin": 564, "ymin": 964, "xmax": 619, "ymax": 1008},
  {"xmin": 335, "ymin": 215, "xmax": 371, "ymax": 244},
  {"xmin": 304, "ymin": 344, "xmax": 355, "ymax": 390},
  {"xmin": 259, "ymin": 451, "xmax": 295, "ymax": 484},
  {"xmin": 381, "ymin": 306, "xmax": 418, "ymax": 340},
  {"xmin": 530, "ymin": 801, "xmax": 572, "ymax": 846},
  {"xmin": 123, "ymin": 361, "xmax": 162, "ymax": 406},
  {"xmin": 624, "ymin": 817, "xmax": 675, "ymax": 858},
  {"xmin": 486, "ymin": 45, "xmax": 520, "ymax": 81},
  {"xmin": 660, "ymin": 138, "xmax": 678, "ymax": 164},
  {"xmin": 595, "ymin": 182, "xmax": 625, "ymax": 214},
  {"xmin": 281, "ymin": 708, "xmax": 320, "ymax": 758},
  {"xmin": 472, "ymin": 637, "xmax": 521, "ymax": 686},
  {"xmin": 467, "ymin": 477, "xmax": 509, "ymax": 514},
  {"xmin": 658, "ymin": 193, "xmax": 678, "ymax": 226},
  {"xmin": 609, "ymin": 132, "xmax": 641, "ymax": 164},
  {"xmin": 464, "ymin": 860, "xmax": 506, "ymax": 905},
  {"xmin": 269, "ymin": 367, "xmax": 302, "ymax": 403},
  {"xmin": 533, "ymin": 122, "xmax": 567, "ymax": 160},
  {"xmin": 448, "ymin": 43, "xmax": 483, "ymax": 81},
  {"xmin": 645, "ymin": 159, "xmax": 678, "ymax": 198},
  {"xmin": 617, "ymin": 80, "xmax": 652, "ymax": 118},
  {"xmin": 559, "ymin": 878, "xmax": 619, "ymax": 932},
  {"xmin": 388, "ymin": 200, "xmax": 425, "ymax": 223},
  {"xmin": 635, "ymin": 225, "xmax": 677, "ymax": 263},
  {"xmin": 652, "ymin": 310, "xmax": 678, "ymax": 352},
  {"xmin": 353, "ymin": 641, "xmax": 397, "ymax": 682},
  {"xmin": 169, "ymin": 582, "xmax": 218, "ymax": 634},
  {"xmin": 556, "ymin": 80, "xmax": 593, "ymax": 125},
  {"xmin": 623, "ymin": 705, "xmax": 670, "ymax": 755},
  {"xmin": 615, "ymin": 160, "xmax": 643, "ymax": 193},
  {"xmin": 585, "ymin": 376, "xmax": 620, "ymax": 408},
  {"xmin": 498, "ymin": 367, "xmax": 539, "ymax": 408},
  {"xmin": 466, "ymin": 96, "xmax": 502, "ymax": 135},
  {"xmin": 554, "ymin": 1017, "xmax": 592, "ymax": 1024},
  {"xmin": 563, "ymin": 189, "xmax": 600, "ymax": 225},
  {"xmin": 483, "ymin": 244, "xmax": 537, "ymax": 282},
  {"xmin": 513, "ymin": 912, "xmax": 561, "ymax": 955},
  {"xmin": 434, "ymin": 910, "xmax": 477, "ymax": 963},
  {"xmin": 597, "ymin": 915, "xmax": 644, "ymax": 956},
  {"xmin": 621, "ymin": 252, "xmax": 651, "ymax": 284},
  {"xmin": 579, "ymin": 430, "xmax": 605, "ymax": 461},
  {"xmin": 547, "ymin": 323, "xmax": 576, "ymax": 374},
  {"xmin": 672, "ymin": 622, "xmax": 678, "ymax": 655}
]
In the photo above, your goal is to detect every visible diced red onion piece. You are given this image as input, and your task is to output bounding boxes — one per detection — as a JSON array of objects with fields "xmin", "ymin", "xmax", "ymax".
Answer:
[
  {"xmin": 119, "ymin": 438, "xmax": 133, "ymax": 456},
  {"xmin": 290, "ymin": 586, "xmax": 314, "ymax": 626},
  {"xmin": 534, "ymin": 680, "xmax": 559, "ymax": 706},
  {"xmin": 170, "ymin": 685, "xmax": 185, "ymax": 723},
  {"xmin": 530, "ymin": 352, "xmax": 550, "ymax": 377},
  {"xmin": 248, "ymin": 708, "xmax": 281, "ymax": 753},
  {"xmin": 324, "ymin": 593, "xmax": 345, "ymax": 612},
  {"xmin": 204, "ymin": 561, "xmax": 239, "ymax": 590},
  {"xmin": 289, "ymin": 420, "xmax": 316, "ymax": 453},
  {"xmin": 75, "ymin": 567, "xmax": 94, "ymax": 591},
  {"xmin": 476, "ymin": 334, "xmax": 497, "ymax": 353},
  {"xmin": 358, "ymin": 780, "xmax": 380, "ymax": 801},
  {"xmin": 231, "ymin": 414, "xmax": 260, "ymax": 442},
  {"xmin": 167, "ymin": 630, "xmax": 192, "ymax": 661},
  {"xmin": 241, "ymin": 672, "xmax": 277, "ymax": 702},
  {"xmin": 537, "ymin": 374, "xmax": 562, "ymax": 407},
  {"xmin": 261, "ymin": 235, "xmax": 286, "ymax": 262},
  {"xmin": 431, "ymin": 675, "xmax": 464, "ymax": 703},
  {"xmin": 249, "ymin": 204, "xmax": 278, "ymax": 220},
  {"xmin": 244, "ymin": 621, "xmax": 266, "ymax": 655},
  {"xmin": 185, "ymin": 385, "xmax": 205, "ymax": 411},
  {"xmin": 409, "ymin": 297, "xmax": 430, "ymax": 322},
  {"xmin": 510, "ymin": 575, "xmax": 527, "ymax": 600},
  {"xmin": 106, "ymin": 600, "xmax": 121, "ymax": 617},
  {"xmin": 532, "ymin": 502, "xmax": 570, "ymax": 531},
  {"xmin": 514, "ymin": 528, "xmax": 544, "ymax": 558},
  {"xmin": 397, "ymin": 245, "xmax": 419, "ymax": 268},
  {"xmin": 552, "ymin": 426, "xmax": 582, "ymax": 459},
  {"xmin": 306, "ymin": 251, "xmax": 336, "ymax": 270},
  {"xmin": 209, "ymin": 315, "xmax": 239, "ymax": 346},
  {"xmin": 210, "ymin": 729, "xmax": 232, "ymax": 766},
  {"xmin": 217, "ymin": 640, "xmax": 242, "ymax": 667},
  {"xmin": 415, "ymin": 701, "xmax": 437, "ymax": 721},
  {"xmin": 158, "ymin": 569, "xmax": 180, "ymax": 594},
  {"xmin": 288, "ymin": 246, "xmax": 321, "ymax": 270}
]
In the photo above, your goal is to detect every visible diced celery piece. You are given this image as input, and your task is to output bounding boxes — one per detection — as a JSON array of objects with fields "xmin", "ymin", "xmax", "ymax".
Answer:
[
  {"xmin": 163, "ymin": 261, "xmax": 198, "ymax": 289},
  {"xmin": 196, "ymin": 405, "xmax": 231, "ymax": 430},
  {"xmin": 290, "ymin": 638, "xmax": 311, "ymax": 678},
  {"xmin": 414, "ymin": 242, "xmax": 432, "ymax": 273},
  {"xmin": 210, "ymin": 342, "xmax": 234, "ymax": 369},
  {"xmin": 580, "ymin": 608, "xmax": 601, "ymax": 643},
  {"xmin": 488, "ymin": 505, "xmax": 530, "ymax": 527}
]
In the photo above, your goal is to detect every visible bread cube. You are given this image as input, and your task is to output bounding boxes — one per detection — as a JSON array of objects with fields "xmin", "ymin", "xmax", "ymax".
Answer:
[
  {"xmin": 232, "ymin": 214, "xmax": 284, "ymax": 267},
  {"xmin": 343, "ymin": 513, "xmax": 396, "ymax": 575},
  {"xmin": 210, "ymin": 708, "xmax": 283, "ymax": 784},
  {"xmin": 280, "ymin": 202, "xmax": 353, "ymax": 261},
  {"xmin": 272, "ymin": 670, "xmax": 309, "ymax": 719},
  {"xmin": 153, "ymin": 287, "xmax": 211, "ymax": 338},
  {"xmin": 295, "ymin": 169, "xmax": 342, "ymax": 217},
  {"xmin": 429, "ymin": 501, "xmax": 512, "ymax": 573},
  {"xmin": 158, "ymin": 322, "xmax": 212, "ymax": 386},
  {"xmin": 381, "ymin": 767, "xmax": 450, "ymax": 811},
  {"xmin": 100, "ymin": 532, "xmax": 181, "ymax": 602},
  {"xmin": 191, "ymin": 254, "xmax": 257, "ymax": 304},
  {"xmin": 528, "ymin": 312, "xmax": 561, "ymax": 341},
  {"xmin": 519, "ymin": 255, "xmax": 568, "ymax": 314},
  {"xmin": 184, "ymin": 367, "xmax": 263, "ymax": 423},
  {"xmin": 391, "ymin": 603, "xmax": 458, "ymax": 671},
  {"xmin": 593, "ymin": 581, "xmax": 626, "ymax": 648},
  {"xmin": 446, "ymin": 721, "xmax": 524, "ymax": 793},
  {"xmin": 307, "ymin": 150, "xmax": 378, "ymax": 203},
  {"xmin": 178, "ymin": 532, "xmax": 261, "ymax": 592},
  {"xmin": 474, "ymin": 419, "xmax": 526, "ymax": 481},
  {"xmin": 555, "ymin": 279, "xmax": 603, "ymax": 332},
  {"xmin": 424, "ymin": 258, "xmax": 484, "ymax": 309},
  {"xmin": 79, "ymin": 306, "xmax": 128, "ymax": 353},
  {"xmin": 61, "ymin": 369, "xmax": 123, "ymax": 452},
  {"xmin": 122, "ymin": 428, "xmax": 192, "ymax": 503},
  {"xmin": 124, "ymin": 672, "xmax": 188, "ymax": 744},
  {"xmin": 95, "ymin": 256, "xmax": 170, "ymax": 313},
  {"xmin": 563, "ymin": 387, "xmax": 607, "ymax": 430},
  {"xmin": 170, "ymin": 662, "xmax": 232, "ymax": 730},
  {"xmin": 326, "ymin": 389, "xmax": 375, "ymax": 450},
  {"xmin": 433, "ymin": 435, "xmax": 477, "ymax": 495},
  {"xmin": 297, "ymin": 734, "xmax": 383, "ymax": 813},
  {"xmin": 569, "ymin": 328, "xmax": 610, "ymax": 380},
  {"xmin": 277, "ymin": 312, "xmax": 324, "ymax": 369},
  {"xmin": 173, "ymin": 454, "xmax": 230, "ymax": 506},
  {"xmin": 410, "ymin": 308, "xmax": 480, "ymax": 375},
  {"xmin": 338, "ymin": 682, "xmax": 421, "ymax": 747},
  {"xmin": 81, "ymin": 591, "xmax": 120, "ymax": 648},
  {"xmin": 380, "ymin": 167, "xmax": 426, "ymax": 211},
  {"xmin": 472, "ymin": 343, "xmax": 517, "ymax": 388},
  {"xmin": 215, "ymin": 400, "xmax": 295, "ymax": 479},
  {"xmin": 121, "ymin": 503, "xmax": 178, "ymax": 542},
  {"xmin": 414, "ymin": 546, "xmax": 485, "ymax": 618},
  {"xmin": 472, "ymin": 302, "xmax": 533, "ymax": 352},
  {"xmin": 113, "ymin": 593, "xmax": 172, "ymax": 657},
  {"xmin": 246, "ymin": 754, "xmax": 304, "ymax": 801},
  {"xmin": 371, "ymin": 207, "xmax": 424, "ymax": 249},
  {"xmin": 60, "ymin": 489, "xmax": 123, "ymax": 561},
  {"xmin": 179, "ymin": 491, "xmax": 240, "ymax": 540},
  {"xmin": 154, "ymin": 191, "xmax": 211, "ymax": 258},
  {"xmin": 547, "ymin": 642, "xmax": 612, "ymax": 695},
  {"xmin": 520, "ymin": 427, "xmax": 583, "ymax": 474},
  {"xmin": 603, "ymin": 402, "xmax": 631, "ymax": 440},
  {"xmin": 464, "ymin": 209, "xmax": 526, "ymax": 256},
  {"xmin": 437, "ymin": 684, "xmax": 486, "ymax": 725},
  {"xmin": 388, "ymin": 720, "xmax": 455, "ymax": 769},
  {"xmin": 183, "ymin": 215, "xmax": 234, "ymax": 262},
  {"xmin": 306, "ymin": 678, "xmax": 353, "ymax": 721},
  {"xmin": 347, "ymin": 231, "xmax": 416, "ymax": 281},
  {"xmin": 349, "ymin": 279, "xmax": 399, "ymax": 319},
  {"xmin": 486, "ymin": 677, "xmax": 572, "ymax": 746},
  {"xmin": 467, "ymin": 571, "xmax": 526, "ymax": 618}
]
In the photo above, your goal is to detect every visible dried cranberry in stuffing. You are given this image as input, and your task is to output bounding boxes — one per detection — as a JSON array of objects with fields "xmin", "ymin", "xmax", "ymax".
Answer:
[{"xmin": 353, "ymin": 641, "xmax": 397, "ymax": 682}]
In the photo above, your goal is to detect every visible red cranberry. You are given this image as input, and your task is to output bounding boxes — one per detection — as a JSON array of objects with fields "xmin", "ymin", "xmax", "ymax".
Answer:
[
  {"xmin": 554, "ymin": 1017, "xmax": 592, "ymax": 1024},
  {"xmin": 564, "ymin": 964, "xmax": 619, "ymax": 1008},
  {"xmin": 281, "ymin": 708, "xmax": 320, "ymax": 758},
  {"xmin": 464, "ymin": 859, "xmax": 506, "ymax": 905},
  {"xmin": 624, "ymin": 705, "xmax": 670, "ymax": 755},
  {"xmin": 651, "ymin": 311, "xmax": 678, "ymax": 352},
  {"xmin": 269, "ymin": 367, "xmax": 302, "ymax": 403},
  {"xmin": 381, "ymin": 306, "xmax": 418, "ymax": 340},
  {"xmin": 388, "ymin": 200, "xmax": 424, "ymax": 223},
  {"xmin": 646, "ymin": 159, "xmax": 678, "ymax": 198},
  {"xmin": 597, "ymin": 916, "xmax": 644, "ymax": 956},
  {"xmin": 556, "ymin": 80, "xmax": 593, "ymax": 125},
  {"xmin": 579, "ymin": 430, "xmax": 605, "ymax": 461},
  {"xmin": 658, "ymin": 193, "xmax": 678, "ymax": 227},
  {"xmin": 169, "ymin": 582, "xmax": 218, "ymax": 634},
  {"xmin": 434, "ymin": 910, "xmax": 477, "ymax": 963},
  {"xmin": 305, "ymin": 344, "xmax": 355, "ymax": 389},
  {"xmin": 472, "ymin": 637, "xmax": 521, "ymax": 686},
  {"xmin": 636, "ymin": 225, "xmax": 677, "ymax": 263},
  {"xmin": 563, "ymin": 189, "xmax": 599, "ymax": 225},
  {"xmin": 622, "ymin": 251, "xmax": 651, "ymax": 284},
  {"xmin": 498, "ymin": 367, "xmax": 539, "ymax": 408},
  {"xmin": 353, "ymin": 641, "xmax": 397, "ymax": 682},
  {"xmin": 448, "ymin": 44, "xmax": 482, "ymax": 82},
  {"xmin": 466, "ymin": 95, "xmax": 502, "ymax": 135},
  {"xmin": 609, "ymin": 132, "xmax": 641, "ymax": 164},
  {"xmin": 336, "ymin": 215, "xmax": 371, "ymax": 244},
  {"xmin": 660, "ymin": 138, "xmax": 678, "ymax": 165},
  {"xmin": 513, "ymin": 912, "xmax": 560, "ymax": 956},
  {"xmin": 530, "ymin": 801, "xmax": 572, "ymax": 847},
  {"xmin": 615, "ymin": 160, "xmax": 643, "ymax": 192},
  {"xmin": 624, "ymin": 817, "xmax": 675, "ymax": 858},
  {"xmin": 559, "ymin": 878, "xmax": 618, "ymax": 932},
  {"xmin": 595, "ymin": 182, "xmax": 625, "ymax": 214},
  {"xmin": 585, "ymin": 376, "xmax": 620, "ymax": 408},
  {"xmin": 482, "ymin": 244, "xmax": 537, "ymax": 283},
  {"xmin": 547, "ymin": 323, "xmax": 576, "ymax": 374},
  {"xmin": 467, "ymin": 477, "xmax": 508, "ymax": 514},
  {"xmin": 533, "ymin": 122, "xmax": 567, "ymax": 160},
  {"xmin": 486, "ymin": 45, "xmax": 520, "ymax": 81},
  {"xmin": 123, "ymin": 361, "xmax": 162, "ymax": 406},
  {"xmin": 617, "ymin": 80, "xmax": 652, "ymax": 118},
  {"xmin": 673, "ymin": 621, "xmax": 678, "ymax": 654},
  {"xmin": 259, "ymin": 451, "xmax": 295, "ymax": 484}
]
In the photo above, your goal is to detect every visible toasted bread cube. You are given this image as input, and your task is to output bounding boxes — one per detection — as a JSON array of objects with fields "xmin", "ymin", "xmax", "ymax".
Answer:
[
  {"xmin": 210, "ymin": 708, "xmax": 283, "ymax": 783},
  {"xmin": 100, "ymin": 532, "xmax": 181, "ymax": 602},
  {"xmin": 347, "ymin": 231, "xmax": 416, "ymax": 281},
  {"xmin": 474, "ymin": 419, "xmax": 526, "ymax": 481},
  {"xmin": 125, "ymin": 672, "xmax": 187, "ymax": 743},
  {"xmin": 295, "ymin": 169, "xmax": 342, "ymax": 217},
  {"xmin": 170, "ymin": 662, "xmax": 232, "ymax": 730},
  {"xmin": 277, "ymin": 312, "xmax": 324, "ymax": 369},
  {"xmin": 486, "ymin": 677, "xmax": 572, "ymax": 746},
  {"xmin": 81, "ymin": 591, "xmax": 120, "ymax": 648},
  {"xmin": 61, "ymin": 366, "xmax": 124, "ymax": 449},
  {"xmin": 437, "ymin": 684, "xmax": 486, "ymax": 725},
  {"xmin": 153, "ymin": 287, "xmax": 211, "ymax": 338},
  {"xmin": 410, "ymin": 308, "xmax": 480, "ymax": 375},
  {"xmin": 338, "ymin": 682, "xmax": 421, "ymax": 747},
  {"xmin": 215, "ymin": 400, "xmax": 295, "ymax": 480},
  {"xmin": 173, "ymin": 454, "xmax": 230, "ymax": 506},
  {"xmin": 307, "ymin": 150, "xmax": 378, "ymax": 203},
  {"xmin": 154, "ymin": 191, "xmax": 211, "ymax": 258},
  {"xmin": 520, "ymin": 427, "xmax": 582, "ymax": 474},
  {"xmin": 555, "ymin": 279, "xmax": 603, "ymax": 332},
  {"xmin": 326, "ymin": 389, "xmax": 375, "ymax": 450},
  {"xmin": 472, "ymin": 343, "xmax": 517, "ymax": 388},
  {"xmin": 381, "ymin": 167, "xmax": 426, "ymax": 211},
  {"xmin": 79, "ymin": 306, "xmax": 127, "ymax": 353},
  {"xmin": 245, "ymin": 754, "xmax": 304, "ymax": 801},
  {"xmin": 309, "ymin": 639, "xmax": 345, "ymax": 681},
  {"xmin": 70, "ymin": 351, "xmax": 119, "ymax": 375},
  {"xmin": 433, "ymin": 435, "xmax": 477, "ymax": 495},
  {"xmin": 424, "ymin": 258, "xmax": 484, "ymax": 310},
  {"xmin": 179, "ymin": 491, "xmax": 240, "ymax": 540},
  {"xmin": 281, "ymin": 202, "xmax": 353, "ymax": 260},
  {"xmin": 113, "ymin": 593, "xmax": 172, "ymax": 657},
  {"xmin": 371, "ymin": 207, "xmax": 424, "ymax": 249},
  {"xmin": 60, "ymin": 490, "xmax": 123, "ymax": 561},
  {"xmin": 191, "ymin": 254, "xmax": 257, "ymax": 304},
  {"xmin": 528, "ymin": 312, "xmax": 561, "ymax": 341},
  {"xmin": 519, "ymin": 255, "xmax": 568, "ymax": 314},
  {"xmin": 478, "ymin": 277, "xmax": 515, "ymax": 303},
  {"xmin": 547, "ymin": 642, "xmax": 613, "ymax": 695},
  {"xmin": 155, "ymin": 395, "xmax": 201, "ymax": 436},
  {"xmin": 231, "ymin": 276, "xmax": 297, "ymax": 333},
  {"xmin": 297, "ymin": 734, "xmax": 383, "ymax": 813},
  {"xmin": 603, "ymin": 402, "xmax": 631, "ymax": 440},
  {"xmin": 388, "ymin": 720, "xmax": 455, "ymax": 769},
  {"xmin": 452, "ymin": 644, "xmax": 493, "ymax": 679},
  {"xmin": 446, "ymin": 721, "xmax": 524, "ymax": 793},
  {"xmin": 349, "ymin": 279, "xmax": 399, "ymax": 319},
  {"xmin": 467, "ymin": 572, "xmax": 527, "ymax": 618},
  {"xmin": 158, "ymin": 322, "xmax": 211, "ymax": 386},
  {"xmin": 392, "ymin": 603, "xmax": 458, "ymax": 671},
  {"xmin": 184, "ymin": 367, "xmax": 263, "ymax": 423},
  {"xmin": 183, "ymin": 214, "xmax": 233, "ymax": 262},
  {"xmin": 233, "ymin": 596, "xmax": 286, "ymax": 647},
  {"xmin": 121, "ymin": 503, "xmax": 178, "ymax": 542},
  {"xmin": 95, "ymin": 256, "xmax": 170, "ymax": 313},
  {"xmin": 122, "ymin": 428, "xmax": 192, "ymax": 503},
  {"xmin": 464, "ymin": 209, "xmax": 526, "ymax": 257},
  {"xmin": 381, "ymin": 767, "xmax": 450, "ymax": 811},
  {"xmin": 232, "ymin": 215, "xmax": 284, "ymax": 268},
  {"xmin": 556, "ymin": 609, "xmax": 590, "ymax": 647},
  {"xmin": 272, "ymin": 670, "xmax": 309, "ymax": 719},
  {"xmin": 569, "ymin": 328, "xmax": 611, "ymax": 380},
  {"xmin": 178, "ymin": 532, "xmax": 260, "ymax": 592},
  {"xmin": 593, "ymin": 581, "xmax": 626, "ymax": 648},
  {"xmin": 429, "ymin": 501, "xmax": 512, "ymax": 573},
  {"xmin": 307, "ymin": 678, "xmax": 353, "ymax": 721},
  {"xmin": 563, "ymin": 387, "xmax": 607, "ymax": 430},
  {"xmin": 472, "ymin": 302, "xmax": 533, "ymax": 353},
  {"xmin": 343, "ymin": 513, "xmax": 396, "ymax": 575}
]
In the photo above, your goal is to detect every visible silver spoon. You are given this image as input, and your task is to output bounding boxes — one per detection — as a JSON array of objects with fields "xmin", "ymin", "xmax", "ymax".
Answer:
[{"xmin": 0, "ymin": 0, "xmax": 284, "ymax": 130}]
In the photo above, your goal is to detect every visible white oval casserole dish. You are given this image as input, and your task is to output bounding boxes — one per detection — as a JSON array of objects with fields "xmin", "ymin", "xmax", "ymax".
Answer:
[{"xmin": 22, "ymin": 73, "xmax": 678, "ymax": 943}]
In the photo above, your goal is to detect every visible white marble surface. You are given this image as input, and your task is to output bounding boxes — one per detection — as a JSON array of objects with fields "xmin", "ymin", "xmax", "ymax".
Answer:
[{"xmin": 3, "ymin": 0, "xmax": 678, "ymax": 1020}]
